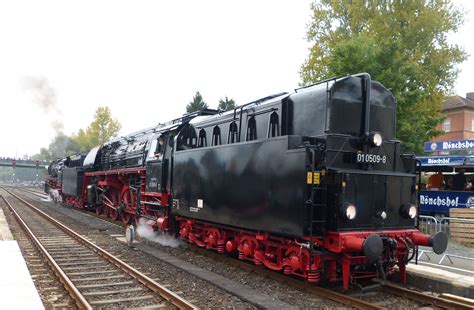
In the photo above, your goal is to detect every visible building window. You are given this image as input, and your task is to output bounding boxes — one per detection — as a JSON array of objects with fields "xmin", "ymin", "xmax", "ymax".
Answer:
[
  {"xmin": 268, "ymin": 112, "xmax": 280, "ymax": 138},
  {"xmin": 198, "ymin": 129, "xmax": 207, "ymax": 147},
  {"xmin": 212, "ymin": 126, "xmax": 221, "ymax": 146},
  {"xmin": 443, "ymin": 118, "xmax": 450, "ymax": 132},
  {"xmin": 228, "ymin": 122, "xmax": 239, "ymax": 143},
  {"xmin": 246, "ymin": 117, "xmax": 257, "ymax": 141}
]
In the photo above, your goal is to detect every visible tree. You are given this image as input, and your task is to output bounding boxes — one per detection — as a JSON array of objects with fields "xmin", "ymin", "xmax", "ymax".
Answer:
[
  {"xmin": 32, "ymin": 148, "xmax": 52, "ymax": 161},
  {"xmin": 83, "ymin": 107, "xmax": 121, "ymax": 147},
  {"xmin": 33, "ymin": 106, "xmax": 122, "ymax": 160},
  {"xmin": 68, "ymin": 129, "xmax": 91, "ymax": 154},
  {"xmin": 300, "ymin": 0, "xmax": 467, "ymax": 153},
  {"xmin": 218, "ymin": 96, "xmax": 236, "ymax": 111},
  {"xmin": 186, "ymin": 91, "xmax": 208, "ymax": 113}
]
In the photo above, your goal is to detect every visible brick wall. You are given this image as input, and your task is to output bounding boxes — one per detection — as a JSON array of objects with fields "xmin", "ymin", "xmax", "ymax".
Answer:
[{"xmin": 433, "ymin": 108, "xmax": 474, "ymax": 142}]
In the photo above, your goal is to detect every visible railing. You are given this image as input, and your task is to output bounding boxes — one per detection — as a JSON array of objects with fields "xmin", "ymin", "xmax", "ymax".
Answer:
[{"xmin": 418, "ymin": 215, "xmax": 474, "ymax": 269}]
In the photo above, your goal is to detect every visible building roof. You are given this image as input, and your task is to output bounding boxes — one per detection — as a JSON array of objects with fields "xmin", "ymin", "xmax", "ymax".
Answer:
[{"xmin": 443, "ymin": 94, "xmax": 474, "ymax": 111}]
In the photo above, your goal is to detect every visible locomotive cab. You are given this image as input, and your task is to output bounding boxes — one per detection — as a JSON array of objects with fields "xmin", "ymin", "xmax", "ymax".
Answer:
[{"xmin": 145, "ymin": 134, "xmax": 171, "ymax": 193}]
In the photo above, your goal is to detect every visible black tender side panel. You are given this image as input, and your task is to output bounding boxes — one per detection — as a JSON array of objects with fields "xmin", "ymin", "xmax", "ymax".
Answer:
[
  {"xmin": 61, "ymin": 167, "xmax": 83, "ymax": 196},
  {"xmin": 172, "ymin": 136, "xmax": 308, "ymax": 238}
]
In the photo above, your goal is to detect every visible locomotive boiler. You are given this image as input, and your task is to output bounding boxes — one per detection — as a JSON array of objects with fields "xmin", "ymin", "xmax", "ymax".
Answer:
[{"xmin": 46, "ymin": 73, "xmax": 447, "ymax": 289}]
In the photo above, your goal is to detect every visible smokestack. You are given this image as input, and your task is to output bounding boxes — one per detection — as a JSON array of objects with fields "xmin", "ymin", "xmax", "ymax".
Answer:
[{"xmin": 467, "ymin": 92, "xmax": 474, "ymax": 101}]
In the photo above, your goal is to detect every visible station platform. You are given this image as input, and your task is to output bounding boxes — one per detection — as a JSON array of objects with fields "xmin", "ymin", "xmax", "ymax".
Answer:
[
  {"xmin": 407, "ymin": 263, "xmax": 474, "ymax": 298},
  {"xmin": 0, "ymin": 208, "xmax": 44, "ymax": 309}
]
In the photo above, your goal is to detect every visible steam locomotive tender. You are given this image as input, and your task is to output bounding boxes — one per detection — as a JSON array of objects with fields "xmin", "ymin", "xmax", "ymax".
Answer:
[{"xmin": 47, "ymin": 73, "xmax": 447, "ymax": 289}]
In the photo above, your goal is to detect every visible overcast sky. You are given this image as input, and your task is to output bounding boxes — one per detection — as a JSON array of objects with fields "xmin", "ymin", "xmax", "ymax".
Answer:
[{"xmin": 1, "ymin": 0, "xmax": 473, "ymax": 158}]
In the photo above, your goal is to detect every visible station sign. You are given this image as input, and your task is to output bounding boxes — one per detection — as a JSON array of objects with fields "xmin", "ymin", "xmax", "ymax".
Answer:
[
  {"xmin": 419, "ymin": 190, "xmax": 472, "ymax": 217},
  {"xmin": 417, "ymin": 156, "xmax": 465, "ymax": 166},
  {"xmin": 424, "ymin": 139, "xmax": 474, "ymax": 152}
]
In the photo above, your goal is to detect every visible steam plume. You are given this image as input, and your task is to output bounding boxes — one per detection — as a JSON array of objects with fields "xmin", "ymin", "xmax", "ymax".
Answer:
[
  {"xmin": 21, "ymin": 76, "xmax": 66, "ymax": 142},
  {"xmin": 50, "ymin": 120, "xmax": 64, "ymax": 135},
  {"xmin": 21, "ymin": 76, "xmax": 59, "ymax": 113},
  {"xmin": 136, "ymin": 218, "xmax": 182, "ymax": 248}
]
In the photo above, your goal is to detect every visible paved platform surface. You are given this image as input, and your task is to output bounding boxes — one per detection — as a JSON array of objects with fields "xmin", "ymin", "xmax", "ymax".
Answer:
[
  {"xmin": 0, "ymin": 208, "xmax": 13, "ymax": 240},
  {"xmin": 0, "ymin": 208, "xmax": 44, "ymax": 309},
  {"xmin": 408, "ymin": 263, "xmax": 474, "ymax": 298}
]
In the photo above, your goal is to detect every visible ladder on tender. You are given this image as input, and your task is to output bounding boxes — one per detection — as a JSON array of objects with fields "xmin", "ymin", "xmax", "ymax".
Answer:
[{"xmin": 306, "ymin": 147, "xmax": 327, "ymax": 238}]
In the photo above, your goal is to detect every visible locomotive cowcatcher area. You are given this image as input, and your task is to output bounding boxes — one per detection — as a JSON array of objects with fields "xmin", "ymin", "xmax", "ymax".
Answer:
[{"xmin": 3, "ymin": 73, "xmax": 474, "ymax": 308}]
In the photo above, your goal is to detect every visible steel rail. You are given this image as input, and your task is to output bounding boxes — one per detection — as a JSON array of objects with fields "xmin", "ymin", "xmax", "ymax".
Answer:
[
  {"xmin": 1, "ymin": 194, "xmax": 92, "ymax": 310},
  {"xmin": 4, "ymin": 188, "xmax": 198, "ymax": 310},
  {"xmin": 15, "ymin": 187, "xmax": 124, "ymax": 230},
  {"xmin": 194, "ymin": 244, "xmax": 474, "ymax": 310},
  {"xmin": 16, "ymin": 185, "xmax": 472, "ymax": 310},
  {"xmin": 380, "ymin": 282, "xmax": 472, "ymax": 310},
  {"xmin": 21, "ymin": 188, "xmax": 49, "ymax": 199},
  {"xmin": 13, "ymin": 186, "xmax": 378, "ymax": 309},
  {"xmin": 191, "ymin": 246, "xmax": 384, "ymax": 310},
  {"xmin": 439, "ymin": 293, "xmax": 474, "ymax": 307}
]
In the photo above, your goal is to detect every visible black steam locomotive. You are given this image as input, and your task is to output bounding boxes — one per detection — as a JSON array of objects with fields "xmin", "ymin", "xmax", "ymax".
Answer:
[{"xmin": 46, "ymin": 73, "xmax": 447, "ymax": 289}]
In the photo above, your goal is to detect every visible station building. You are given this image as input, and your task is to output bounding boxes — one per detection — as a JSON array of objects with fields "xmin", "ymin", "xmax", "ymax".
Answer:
[{"xmin": 432, "ymin": 92, "xmax": 474, "ymax": 146}]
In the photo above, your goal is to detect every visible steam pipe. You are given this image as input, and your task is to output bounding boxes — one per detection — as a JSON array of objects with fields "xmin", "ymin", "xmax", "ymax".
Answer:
[
  {"xmin": 359, "ymin": 72, "xmax": 372, "ymax": 137},
  {"xmin": 405, "ymin": 237, "xmax": 416, "ymax": 263}
]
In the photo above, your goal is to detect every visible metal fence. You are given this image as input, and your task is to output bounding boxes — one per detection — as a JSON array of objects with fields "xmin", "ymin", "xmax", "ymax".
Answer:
[{"xmin": 418, "ymin": 215, "xmax": 474, "ymax": 268}]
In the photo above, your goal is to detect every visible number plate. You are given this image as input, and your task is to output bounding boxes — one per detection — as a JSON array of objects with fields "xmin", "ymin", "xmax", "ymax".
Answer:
[{"xmin": 356, "ymin": 152, "xmax": 387, "ymax": 164}]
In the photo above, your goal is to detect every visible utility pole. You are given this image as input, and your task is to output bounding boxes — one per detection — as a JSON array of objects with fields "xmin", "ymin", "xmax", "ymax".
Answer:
[
  {"xmin": 12, "ymin": 158, "xmax": 16, "ymax": 187},
  {"xmin": 35, "ymin": 160, "xmax": 39, "ymax": 185}
]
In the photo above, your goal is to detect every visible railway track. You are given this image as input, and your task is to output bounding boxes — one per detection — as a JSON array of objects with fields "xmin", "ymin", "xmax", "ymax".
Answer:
[
  {"xmin": 379, "ymin": 282, "xmax": 473, "ymax": 309},
  {"xmin": 190, "ymin": 235, "xmax": 474, "ymax": 309},
  {"xmin": 0, "ymin": 187, "xmax": 197, "ymax": 309},
  {"xmin": 19, "ymin": 187, "xmax": 50, "ymax": 199},
  {"xmin": 11, "ymin": 187, "xmax": 474, "ymax": 309}
]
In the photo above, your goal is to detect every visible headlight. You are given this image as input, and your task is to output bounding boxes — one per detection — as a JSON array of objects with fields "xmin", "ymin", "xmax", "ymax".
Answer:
[
  {"xmin": 368, "ymin": 132, "xmax": 383, "ymax": 147},
  {"xmin": 408, "ymin": 205, "xmax": 417, "ymax": 219},
  {"xmin": 400, "ymin": 203, "xmax": 418, "ymax": 219},
  {"xmin": 340, "ymin": 203, "xmax": 357, "ymax": 220}
]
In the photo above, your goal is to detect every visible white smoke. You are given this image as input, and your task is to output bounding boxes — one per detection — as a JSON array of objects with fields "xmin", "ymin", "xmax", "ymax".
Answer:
[
  {"xmin": 21, "ymin": 77, "xmax": 59, "ymax": 114},
  {"xmin": 21, "ymin": 76, "xmax": 65, "ymax": 139},
  {"xmin": 136, "ymin": 217, "xmax": 182, "ymax": 248},
  {"xmin": 47, "ymin": 189, "xmax": 62, "ymax": 203}
]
